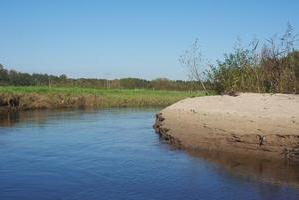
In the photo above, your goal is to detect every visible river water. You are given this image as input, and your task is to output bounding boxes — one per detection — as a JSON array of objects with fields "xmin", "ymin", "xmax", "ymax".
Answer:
[{"xmin": 0, "ymin": 108, "xmax": 299, "ymax": 200}]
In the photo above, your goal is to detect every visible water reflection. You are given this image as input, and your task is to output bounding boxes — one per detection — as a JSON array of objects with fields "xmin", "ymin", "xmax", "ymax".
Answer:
[
  {"xmin": 0, "ymin": 108, "xmax": 162, "ymax": 128},
  {"xmin": 0, "ymin": 110, "xmax": 48, "ymax": 127},
  {"xmin": 1, "ymin": 109, "xmax": 299, "ymax": 187},
  {"xmin": 0, "ymin": 108, "xmax": 118, "ymax": 127},
  {"xmin": 187, "ymin": 147, "xmax": 299, "ymax": 187},
  {"xmin": 0, "ymin": 109, "xmax": 299, "ymax": 200}
]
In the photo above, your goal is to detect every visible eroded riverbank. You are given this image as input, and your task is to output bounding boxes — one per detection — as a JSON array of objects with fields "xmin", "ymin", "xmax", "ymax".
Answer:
[{"xmin": 154, "ymin": 93, "xmax": 299, "ymax": 160}]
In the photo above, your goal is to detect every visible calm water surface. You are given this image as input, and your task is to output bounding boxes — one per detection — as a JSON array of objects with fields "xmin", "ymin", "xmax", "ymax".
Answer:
[{"xmin": 0, "ymin": 108, "xmax": 299, "ymax": 200}]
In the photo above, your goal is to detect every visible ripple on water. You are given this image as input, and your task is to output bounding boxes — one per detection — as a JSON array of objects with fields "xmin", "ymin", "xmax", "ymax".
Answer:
[{"xmin": 0, "ymin": 108, "xmax": 299, "ymax": 200}]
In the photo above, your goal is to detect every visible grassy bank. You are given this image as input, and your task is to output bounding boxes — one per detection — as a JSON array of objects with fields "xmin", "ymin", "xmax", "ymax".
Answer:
[{"xmin": 0, "ymin": 86, "xmax": 209, "ymax": 111}]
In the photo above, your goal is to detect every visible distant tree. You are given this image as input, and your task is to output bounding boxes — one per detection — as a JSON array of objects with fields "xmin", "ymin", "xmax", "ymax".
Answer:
[
  {"xmin": 179, "ymin": 39, "xmax": 208, "ymax": 93},
  {"xmin": 0, "ymin": 64, "xmax": 9, "ymax": 85},
  {"xmin": 59, "ymin": 74, "xmax": 67, "ymax": 80},
  {"xmin": 151, "ymin": 78, "xmax": 173, "ymax": 90},
  {"xmin": 120, "ymin": 78, "xmax": 149, "ymax": 89}
]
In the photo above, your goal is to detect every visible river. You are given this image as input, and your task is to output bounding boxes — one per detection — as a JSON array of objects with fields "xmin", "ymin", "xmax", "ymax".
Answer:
[{"xmin": 0, "ymin": 108, "xmax": 299, "ymax": 200}]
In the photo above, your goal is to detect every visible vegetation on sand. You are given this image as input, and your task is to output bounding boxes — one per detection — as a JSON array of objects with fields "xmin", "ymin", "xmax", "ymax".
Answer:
[{"xmin": 181, "ymin": 23, "xmax": 299, "ymax": 94}]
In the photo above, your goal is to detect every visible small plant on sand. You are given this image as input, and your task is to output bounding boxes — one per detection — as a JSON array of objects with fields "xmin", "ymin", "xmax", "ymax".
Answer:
[{"xmin": 179, "ymin": 39, "xmax": 209, "ymax": 94}]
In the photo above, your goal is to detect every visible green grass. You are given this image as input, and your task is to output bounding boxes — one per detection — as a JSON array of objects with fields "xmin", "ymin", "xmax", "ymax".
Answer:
[
  {"xmin": 0, "ymin": 86, "xmax": 211, "ymax": 109},
  {"xmin": 0, "ymin": 86, "xmax": 205, "ymax": 96}
]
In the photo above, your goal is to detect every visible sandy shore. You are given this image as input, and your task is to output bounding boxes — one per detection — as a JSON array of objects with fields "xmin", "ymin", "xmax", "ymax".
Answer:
[{"xmin": 154, "ymin": 93, "xmax": 299, "ymax": 160}]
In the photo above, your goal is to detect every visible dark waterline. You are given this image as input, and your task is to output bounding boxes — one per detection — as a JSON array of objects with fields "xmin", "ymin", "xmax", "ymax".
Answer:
[{"xmin": 0, "ymin": 108, "xmax": 299, "ymax": 200}]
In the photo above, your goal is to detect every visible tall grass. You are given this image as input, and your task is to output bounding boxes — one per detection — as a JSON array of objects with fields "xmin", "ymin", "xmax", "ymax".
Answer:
[
  {"xmin": 0, "ymin": 86, "xmax": 210, "ymax": 110},
  {"xmin": 207, "ymin": 24, "xmax": 299, "ymax": 94}
]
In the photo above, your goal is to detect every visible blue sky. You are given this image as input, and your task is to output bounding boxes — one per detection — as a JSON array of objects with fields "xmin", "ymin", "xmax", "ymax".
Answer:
[{"xmin": 0, "ymin": 0, "xmax": 299, "ymax": 80}]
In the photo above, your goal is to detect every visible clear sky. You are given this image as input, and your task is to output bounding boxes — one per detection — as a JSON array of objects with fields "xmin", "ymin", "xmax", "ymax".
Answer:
[{"xmin": 0, "ymin": 0, "xmax": 299, "ymax": 80}]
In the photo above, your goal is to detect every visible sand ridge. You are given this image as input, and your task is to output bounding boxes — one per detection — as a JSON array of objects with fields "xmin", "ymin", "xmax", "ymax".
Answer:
[{"xmin": 155, "ymin": 93, "xmax": 299, "ymax": 160}]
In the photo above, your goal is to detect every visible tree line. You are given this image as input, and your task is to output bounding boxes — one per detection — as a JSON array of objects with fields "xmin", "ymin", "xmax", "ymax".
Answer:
[{"xmin": 0, "ymin": 65, "xmax": 202, "ymax": 91}]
